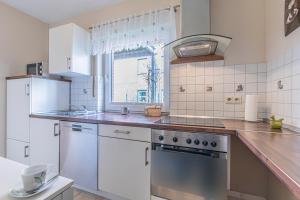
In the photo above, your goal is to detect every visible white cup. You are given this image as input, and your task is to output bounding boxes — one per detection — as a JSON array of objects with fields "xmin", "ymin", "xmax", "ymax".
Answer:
[{"xmin": 21, "ymin": 165, "xmax": 48, "ymax": 192}]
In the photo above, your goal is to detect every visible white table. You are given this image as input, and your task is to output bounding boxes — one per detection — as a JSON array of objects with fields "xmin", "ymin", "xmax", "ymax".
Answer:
[{"xmin": 0, "ymin": 157, "xmax": 73, "ymax": 200}]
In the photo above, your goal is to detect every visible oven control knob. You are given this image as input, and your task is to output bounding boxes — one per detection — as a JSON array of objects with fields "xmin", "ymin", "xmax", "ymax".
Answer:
[
  {"xmin": 194, "ymin": 139, "xmax": 200, "ymax": 145},
  {"xmin": 173, "ymin": 137, "xmax": 178, "ymax": 143},
  {"xmin": 211, "ymin": 141, "xmax": 217, "ymax": 147},
  {"xmin": 158, "ymin": 135, "xmax": 164, "ymax": 141},
  {"xmin": 202, "ymin": 140, "xmax": 208, "ymax": 146},
  {"xmin": 186, "ymin": 138, "xmax": 192, "ymax": 144}
]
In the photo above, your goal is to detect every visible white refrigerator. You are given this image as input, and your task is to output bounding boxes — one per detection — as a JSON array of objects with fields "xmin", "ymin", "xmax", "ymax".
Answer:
[{"xmin": 6, "ymin": 77, "xmax": 70, "ymax": 164}]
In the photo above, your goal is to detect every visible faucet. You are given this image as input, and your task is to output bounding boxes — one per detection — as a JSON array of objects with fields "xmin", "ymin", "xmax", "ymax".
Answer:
[
  {"xmin": 81, "ymin": 105, "xmax": 88, "ymax": 112},
  {"xmin": 70, "ymin": 105, "xmax": 88, "ymax": 112}
]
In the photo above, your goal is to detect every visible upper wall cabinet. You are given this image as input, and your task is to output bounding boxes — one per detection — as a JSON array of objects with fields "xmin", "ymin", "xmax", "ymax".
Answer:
[{"xmin": 49, "ymin": 23, "xmax": 91, "ymax": 77}]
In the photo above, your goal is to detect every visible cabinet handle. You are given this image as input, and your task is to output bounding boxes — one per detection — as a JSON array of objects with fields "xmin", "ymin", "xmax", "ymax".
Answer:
[
  {"xmin": 54, "ymin": 123, "xmax": 60, "ymax": 136},
  {"xmin": 25, "ymin": 84, "xmax": 30, "ymax": 96},
  {"xmin": 66, "ymin": 57, "xmax": 71, "ymax": 70},
  {"xmin": 145, "ymin": 147, "xmax": 149, "ymax": 166},
  {"xmin": 24, "ymin": 146, "xmax": 29, "ymax": 158},
  {"xmin": 72, "ymin": 124, "xmax": 82, "ymax": 132},
  {"xmin": 114, "ymin": 129, "xmax": 130, "ymax": 134}
]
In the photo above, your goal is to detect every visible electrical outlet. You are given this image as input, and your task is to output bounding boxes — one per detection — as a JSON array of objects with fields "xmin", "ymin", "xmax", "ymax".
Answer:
[
  {"xmin": 234, "ymin": 96, "xmax": 242, "ymax": 104},
  {"xmin": 225, "ymin": 96, "xmax": 242, "ymax": 104},
  {"xmin": 225, "ymin": 96, "xmax": 234, "ymax": 104}
]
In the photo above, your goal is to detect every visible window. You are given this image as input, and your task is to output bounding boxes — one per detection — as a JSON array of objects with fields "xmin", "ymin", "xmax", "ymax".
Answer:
[{"xmin": 110, "ymin": 45, "xmax": 165, "ymax": 105}]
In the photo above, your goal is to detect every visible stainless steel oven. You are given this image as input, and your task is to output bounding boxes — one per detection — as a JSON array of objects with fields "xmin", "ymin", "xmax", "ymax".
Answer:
[{"xmin": 151, "ymin": 129, "xmax": 229, "ymax": 200}]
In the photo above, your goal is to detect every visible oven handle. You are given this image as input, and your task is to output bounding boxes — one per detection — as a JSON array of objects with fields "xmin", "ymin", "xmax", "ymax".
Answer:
[{"xmin": 152, "ymin": 144, "xmax": 227, "ymax": 159}]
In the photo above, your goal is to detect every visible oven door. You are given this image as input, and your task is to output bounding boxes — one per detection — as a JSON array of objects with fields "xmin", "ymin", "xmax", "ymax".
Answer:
[{"xmin": 151, "ymin": 144, "xmax": 228, "ymax": 200}]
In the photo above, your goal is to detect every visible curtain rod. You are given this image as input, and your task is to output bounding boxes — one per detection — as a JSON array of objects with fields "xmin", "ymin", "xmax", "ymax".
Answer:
[{"xmin": 88, "ymin": 4, "xmax": 180, "ymax": 30}]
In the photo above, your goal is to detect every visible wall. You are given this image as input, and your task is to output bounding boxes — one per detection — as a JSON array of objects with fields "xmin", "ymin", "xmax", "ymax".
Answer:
[
  {"xmin": 265, "ymin": 0, "xmax": 300, "ymax": 61},
  {"xmin": 264, "ymin": 0, "xmax": 300, "ymax": 129},
  {"xmin": 211, "ymin": 0, "xmax": 266, "ymax": 65},
  {"xmin": 55, "ymin": 0, "xmax": 266, "ymax": 66},
  {"xmin": 0, "ymin": 2, "xmax": 49, "ymax": 156},
  {"xmin": 51, "ymin": 0, "xmax": 180, "ymax": 29},
  {"xmin": 170, "ymin": 61, "xmax": 267, "ymax": 120}
]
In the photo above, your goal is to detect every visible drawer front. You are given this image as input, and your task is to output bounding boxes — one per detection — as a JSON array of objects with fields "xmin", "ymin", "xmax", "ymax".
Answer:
[
  {"xmin": 60, "ymin": 121, "xmax": 98, "ymax": 135},
  {"xmin": 99, "ymin": 124, "xmax": 151, "ymax": 142}
]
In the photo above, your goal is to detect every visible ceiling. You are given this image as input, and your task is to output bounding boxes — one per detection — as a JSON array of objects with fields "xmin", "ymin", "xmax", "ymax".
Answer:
[{"xmin": 0, "ymin": 0, "xmax": 124, "ymax": 24}]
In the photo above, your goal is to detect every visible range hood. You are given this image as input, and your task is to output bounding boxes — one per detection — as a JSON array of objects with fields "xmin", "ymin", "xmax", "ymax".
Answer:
[{"xmin": 167, "ymin": 0, "xmax": 232, "ymax": 64}]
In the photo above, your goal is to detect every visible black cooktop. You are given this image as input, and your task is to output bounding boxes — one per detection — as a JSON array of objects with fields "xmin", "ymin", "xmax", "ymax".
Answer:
[{"xmin": 156, "ymin": 116, "xmax": 225, "ymax": 128}]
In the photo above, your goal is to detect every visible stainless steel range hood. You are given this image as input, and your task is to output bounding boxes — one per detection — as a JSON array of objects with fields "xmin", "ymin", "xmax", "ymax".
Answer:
[{"xmin": 167, "ymin": 0, "xmax": 232, "ymax": 63}]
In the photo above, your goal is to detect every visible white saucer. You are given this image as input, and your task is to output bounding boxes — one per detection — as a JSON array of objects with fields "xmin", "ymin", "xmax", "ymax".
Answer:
[{"xmin": 9, "ymin": 175, "xmax": 58, "ymax": 198}]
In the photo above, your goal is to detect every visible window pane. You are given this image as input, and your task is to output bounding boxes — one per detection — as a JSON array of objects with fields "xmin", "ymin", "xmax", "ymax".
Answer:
[{"xmin": 112, "ymin": 45, "xmax": 164, "ymax": 104}]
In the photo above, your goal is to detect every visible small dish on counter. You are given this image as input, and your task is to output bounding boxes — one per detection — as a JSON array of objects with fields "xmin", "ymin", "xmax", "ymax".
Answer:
[{"xmin": 9, "ymin": 175, "xmax": 58, "ymax": 198}]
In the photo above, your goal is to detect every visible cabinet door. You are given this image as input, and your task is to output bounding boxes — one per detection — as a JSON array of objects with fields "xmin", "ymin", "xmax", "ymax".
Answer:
[
  {"xmin": 49, "ymin": 24, "xmax": 73, "ymax": 74},
  {"xmin": 72, "ymin": 24, "xmax": 91, "ymax": 76},
  {"xmin": 30, "ymin": 118, "xmax": 60, "ymax": 175},
  {"xmin": 49, "ymin": 23, "xmax": 91, "ymax": 76},
  {"xmin": 7, "ymin": 139, "xmax": 30, "ymax": 165},
  {"xmin": 7, "ymin": 78, "xmax": 31, "ymax": 142},
  {"xmin": 99, "ymin": 137, "xmax": 151, "ymax": 200}
]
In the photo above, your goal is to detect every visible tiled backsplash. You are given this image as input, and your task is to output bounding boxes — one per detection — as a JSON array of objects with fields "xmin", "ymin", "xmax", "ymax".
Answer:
[
  {"xmin": 170, "ymin": 61, "xmax": 268, "ymax": 120},
  {"xmin": 71, "ymin": 76, "xmax": 104, "ymax": 111},
  {"xmin": 70, "ymin": 49, "xmax": 300, "ymax": 128},
  {"xmin": 266, "ymin": 46, "xmax": 300, "ymax": 128}
]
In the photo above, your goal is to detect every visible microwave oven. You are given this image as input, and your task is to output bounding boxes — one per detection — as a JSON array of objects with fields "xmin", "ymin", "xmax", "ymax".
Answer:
[{"xmin": 27, "ymin": 62, "xmax": 48, "ymax": 76}]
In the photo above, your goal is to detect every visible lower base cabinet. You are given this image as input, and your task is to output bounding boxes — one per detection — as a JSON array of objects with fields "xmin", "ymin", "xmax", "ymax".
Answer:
[
  {"xmin": 7, "ymin": 139, "xmax": 30, "ymax": 165},
  {"xmin": 6, "ymin": 118, "xmax": 60, "ymax": 172},
  {"xmin": 30, "ymin": 118, "xmax": 60, "ymax": 175},
  {"xmin": 98, "ymin": 125, "xmax": 151, "ymax": 200}
]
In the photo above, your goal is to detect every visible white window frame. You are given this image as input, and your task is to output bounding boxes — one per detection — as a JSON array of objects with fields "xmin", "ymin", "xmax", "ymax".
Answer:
[{"xmin": 104, "ymin": 48, "xmax": 170, "ymax": 113}]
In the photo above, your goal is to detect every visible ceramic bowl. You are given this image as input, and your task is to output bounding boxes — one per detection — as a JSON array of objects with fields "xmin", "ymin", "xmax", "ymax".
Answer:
[{"xmin": 21, "ymin": 165, "xmax": 47, "ymax": 192}]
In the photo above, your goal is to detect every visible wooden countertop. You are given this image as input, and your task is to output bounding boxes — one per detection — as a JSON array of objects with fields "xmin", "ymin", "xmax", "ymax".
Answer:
[
  {"xmin": 237, "ymin": 130, "xmax": 300, "ymax": 199},
  {"xmin": 0, "ymin": 157, "xmax": 73, "ymax": 200},
  {"xmin": 30, "ymin": 113, "xmax": 237, "ymax": 135},
  {"xmin": 6, "ymin": 75, "xmax": 71, "ymax": 82},
  {"xmin": 30, "ymin": 113, "xmax": 300, "ymax": 198}
]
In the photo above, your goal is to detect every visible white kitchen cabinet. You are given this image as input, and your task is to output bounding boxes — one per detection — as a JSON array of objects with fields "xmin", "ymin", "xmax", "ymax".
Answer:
[
  {"xmin": 49, "ymin": 23, "xmax": 91, "ymax": 76},
  {"xmin": 7, "ymin": 78, "xmax": 31, "ymax": 142},
  {"xmin": 98, "ymin": 125, "xmax": 151, "ymax": 200},
  {"xmin": 7, "ymin": 139, "xmax": 30, "ymax": 165},
  {"xmin": 6, "ymin": 77, "xmax": 70, "ymax": 164},
  {"xmin": 30, "ymin": 118, "xmax": 60, "ymax": 175}
]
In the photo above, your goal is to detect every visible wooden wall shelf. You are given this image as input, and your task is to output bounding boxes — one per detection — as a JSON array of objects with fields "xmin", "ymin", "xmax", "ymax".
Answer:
[{"xmin": 170, "ymin": 55, "xmax": 224, "ymax": 65}]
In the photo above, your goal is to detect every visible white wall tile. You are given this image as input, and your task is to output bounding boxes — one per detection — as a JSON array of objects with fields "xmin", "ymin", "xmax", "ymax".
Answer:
[
  {"xmin": 246, "ymin": 64, "xmax": 258, "ymax": 73},
  {"xmin": 292, "ymin": 90, "xmax": 300, "ymax": 104},
  {"xmin": 224, "ymin": 65, "xmax": 235, "ymax": 75},
  {"xmin": 246, "ymin": 74, "xmax": 258, "ymax": 83},
  {"xmin": 246, "ymin": 83, "xmax": 257, "ymax": 93},
  {"xmin": 258, "ymin": 63, "xmax": 267, "ymax": 72},
  {"xmin": 235, "ymin": 74, "xmax": 246, "ymax": 84},
  {"xmin": 292, "ymin": 74, "xmax": 300, "ymax": 89},
  {"xmin": 224, "ymin": 84, "xmax": 235, "ymax": 93},
  {"xmin": 205, "ymin": 102, "xmax": 214, "ymax": 110},
  {"xmin": 235, "ymin": 65, "xmax": 246, "ymax": 74},
  {"xmin": 187, "ymin": 93, "xmax": 196, "ymax": 102},
  {"xmin": 258, "ymin": 73, "xmax": 267, "ymax": 82},
  {"xmin": 224, "ymin": 74, "xmax": 234, "ymax": 84},
  {"xmin": 195, "ymin": 76, "xmax": 205, "ymax": 85},
  {"xmin": 205, "ymin": 94, "xmax": 214, "ymax": 101},
  {"xmin": 169, "ymin": 61, "xmax": 269, "ymax": 120}
]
